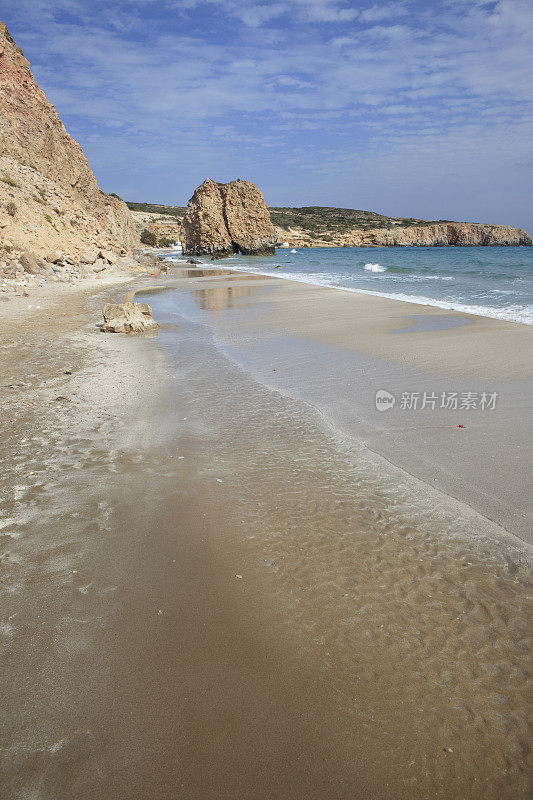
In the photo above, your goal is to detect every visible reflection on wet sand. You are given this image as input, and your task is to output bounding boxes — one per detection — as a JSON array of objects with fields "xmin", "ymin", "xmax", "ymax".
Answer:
[
  {"xmin": 186, "ymin": 268, "xmax": 233, "ymax": 278},
  {"xmin": 165, "ymin": 268, "xmax": 223, "ymax": 279},
  {"xmin": 191, "ymin": 283, "xmax": 262, "ymax": 311},
  {"xmin": 167, "ymin": 265, "xmax": 274, "ymax": 282},
  {"xmin": 181, "ymin": 268, "xmax": 271, "ymax": 280}
]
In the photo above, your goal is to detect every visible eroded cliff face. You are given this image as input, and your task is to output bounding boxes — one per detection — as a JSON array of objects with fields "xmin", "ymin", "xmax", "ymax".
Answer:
[
  {"xmin": 275, "ymin": 222, "xmax": 532, "ymax": 249},
  {"xmin": 0, "ymin": 22, "xmax": 138, "ymax": 257},
  {"xmin": 182, "ymin": 179, "xmax": 276, "ymax": 257},
  {"xmin": 361, "ymin": 223, "xmax": 531, "ymax": 247}
]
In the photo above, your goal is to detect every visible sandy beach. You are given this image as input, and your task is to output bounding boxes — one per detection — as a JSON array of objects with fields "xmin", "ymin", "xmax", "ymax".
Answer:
[
  {"xmin": 166, "ymin": 269, "xmax": 533, "ymax": 544},
  {"xmin": 1, "ymin": 266, "xmax": 532, "ymax": 799}
]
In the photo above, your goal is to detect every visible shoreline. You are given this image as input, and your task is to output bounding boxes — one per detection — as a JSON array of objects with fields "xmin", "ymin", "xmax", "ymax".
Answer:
[
  {"xmin": 160, "ymin": 248, "xmax": 533, "ymax": 326},
  {"xmin": 272, "ymin": 241, "xmax": 533, "ymax": 249},
  {"xmin": 6, "ymin": 261, "xmax": 529, "ymax": 559},
  {"xmin": 136, "ymin": 306, "xmax": 531, "ymax": 567},
  {"xmin": 141, "ymin": 260, "xmax": 533, "ymax": 548}
]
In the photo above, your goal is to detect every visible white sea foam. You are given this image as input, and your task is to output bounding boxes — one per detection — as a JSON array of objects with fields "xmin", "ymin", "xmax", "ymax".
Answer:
[
  {"xmin": 212, "ymin": 263, "xmax": 533, "ymax": 325},
  {"xmin": 158, "ymin": 252, "xmax": 532, "ymax": 325},
  {"xmin": 395, "ymin": 275, "xmax": 456, "ymax": 282},
  {"xmin": 364, "ymin": 293, "xmax": 533, "ymax": 325}
]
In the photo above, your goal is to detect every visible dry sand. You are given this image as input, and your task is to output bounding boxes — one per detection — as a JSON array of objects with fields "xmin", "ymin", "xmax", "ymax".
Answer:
[{"xmin": 1, "ymin": 268, "xmax": 532, "ymax": 799}]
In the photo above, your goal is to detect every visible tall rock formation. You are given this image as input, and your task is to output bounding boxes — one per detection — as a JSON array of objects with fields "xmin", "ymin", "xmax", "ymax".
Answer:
[
  {"xmin": 223, "ymin": 180, "xmax": 277, "ymax": 255},
  {"xmin": 182, "ymin": 179, "xmax": 276, "ymax": 257},
  {"xmin": 0, "ymin": 22, "xmax": 137, "ymax": 257}
]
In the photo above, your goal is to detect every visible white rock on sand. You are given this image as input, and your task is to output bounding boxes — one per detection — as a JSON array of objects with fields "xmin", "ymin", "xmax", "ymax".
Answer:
[{"xmin": 101, "ymin": 301, "xmax": 159, "ymax": 334}]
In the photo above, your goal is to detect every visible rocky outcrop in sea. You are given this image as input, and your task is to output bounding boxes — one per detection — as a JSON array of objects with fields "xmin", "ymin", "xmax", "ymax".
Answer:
[{"xmin": 182, "ymin": 179, "xmax": 276, "ymax": 258}]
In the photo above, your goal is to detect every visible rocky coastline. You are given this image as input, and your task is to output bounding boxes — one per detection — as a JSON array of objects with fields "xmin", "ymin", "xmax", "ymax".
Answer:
[
  {"xmin": 275, "ymin": 221, "xmax": 532, "ymax": 249},
  {"xmin": 0, "ymin": 242, "xmax": 164, "ymax": 299},
  {"xmin": 132, "ymin": 208, "xmax": 532, "ymax": 252}
]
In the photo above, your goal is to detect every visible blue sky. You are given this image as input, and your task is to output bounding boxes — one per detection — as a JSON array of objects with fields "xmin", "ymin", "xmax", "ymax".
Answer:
[{"xmin": 1, "ymin": 0, "xmax": 532, "ymax": 230}]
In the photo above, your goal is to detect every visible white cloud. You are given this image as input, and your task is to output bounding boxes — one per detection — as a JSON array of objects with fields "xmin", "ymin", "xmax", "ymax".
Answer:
[
  {"xmin": 359, "ymin": 2, "xmax": 407, "ymax": 22},
  {"xmin": 172, "ymin": 0, "xmax": 360, "ymax": 25},
  {"xmin": 2, "ymin": 0, "xmax": 531, "ymax": 228}
]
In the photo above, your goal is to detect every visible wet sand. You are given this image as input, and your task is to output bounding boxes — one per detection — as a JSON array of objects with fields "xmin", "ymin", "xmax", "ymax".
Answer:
[
  {"xmin": 160, "ymin": 271, "xmax": 533, "ymax": 544},
  {"xmin": 1, "ymin": 269, "xmax": 532, "ymax": 799}
]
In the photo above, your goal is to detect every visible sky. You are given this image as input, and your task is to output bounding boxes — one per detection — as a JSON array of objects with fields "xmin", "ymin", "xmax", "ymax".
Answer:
[{"xmin": 1, "ymin": 0, "xmax": 532, "ymax": 230}]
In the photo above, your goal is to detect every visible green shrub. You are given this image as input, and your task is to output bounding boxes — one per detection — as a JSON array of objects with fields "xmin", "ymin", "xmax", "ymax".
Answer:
[
  {"xmin": 158, "ymin": 236, "xmax": 173, "ymax": 248},
  {"xmin": 140, "ymin": 229, "xmax": 157, "ymax": 246},
  {"xmin": 6, "ymin": 201, "xmax": 16, "ymax": 217},
  {"xmin": 1, "ymin": 176, "xmax": 19, "ymax": 188},
  {"xmin": 44, "ymin": 213, "xmax": 59, "ymax": 231},
  {"xmin": 126, "ymin": 201, "xmax": 186, "ymax": 218}
]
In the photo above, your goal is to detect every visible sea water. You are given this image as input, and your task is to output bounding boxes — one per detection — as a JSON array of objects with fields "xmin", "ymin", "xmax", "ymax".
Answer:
[{"xmin": 168, "ymin": 246, "xmax": 533, "ymax": 325}]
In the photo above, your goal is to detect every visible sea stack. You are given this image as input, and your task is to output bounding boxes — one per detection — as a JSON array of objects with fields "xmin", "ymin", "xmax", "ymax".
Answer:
[{"xmin": 182, "ymin": 178, "xmax": 277, "ymax": 258}]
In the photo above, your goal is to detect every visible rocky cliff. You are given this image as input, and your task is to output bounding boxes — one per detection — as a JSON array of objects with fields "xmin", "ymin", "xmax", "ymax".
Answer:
[
  {"xmin": 275, "ymin": 221, "xmax": 532, "ymax": 248},
  {"xmin": 182, "ymin": 179, "xmax": 276, "ymax": 257},
  {"xmin": 0, "ymin": 22, "xmax": 137, "ymax": 258},
  {"xmin": 359, "ymin": 223, "xmax": 531, "ymax": 247}
]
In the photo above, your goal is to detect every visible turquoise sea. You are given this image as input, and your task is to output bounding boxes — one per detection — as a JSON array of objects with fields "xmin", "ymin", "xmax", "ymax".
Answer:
[{"xmin": 167, "ymin": 246, "xmax": 533, "ymax": 325}]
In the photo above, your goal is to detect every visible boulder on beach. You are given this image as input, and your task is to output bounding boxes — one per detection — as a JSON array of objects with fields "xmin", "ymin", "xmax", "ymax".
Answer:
[
  {"xmin": 19, "ymin": 251, "xmax": 50, "ymax": 275},
  {"xmin": 98, "ymin": 249, "xmax": 117, "ymax": 264},
  {"xmin": 101, "ymin": 301, "xmax": 159, "ymax": 334},
  {"xmin": 181, "ymin": 178, "xmax": 276, "ymax": 258},
  {"xmin": 79, "ymin": 249, "xmax": 98, "ymax": 264},
  {"xmin": 45, "ymin": 251, "xmax": 64, "ymax": 265}
]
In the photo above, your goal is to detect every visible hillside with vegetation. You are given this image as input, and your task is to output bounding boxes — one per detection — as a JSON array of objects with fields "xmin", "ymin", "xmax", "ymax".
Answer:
[
  {"xmin": 267, "ymin": 206, "xmax": 454, "ymax": 237},
  {"xmin": 126, "ymin": 201, "xmax": 531, "ymax": 248},
  {"xmin": 125, "ymin": 201, "xmax": 436, "ymax": 230}
]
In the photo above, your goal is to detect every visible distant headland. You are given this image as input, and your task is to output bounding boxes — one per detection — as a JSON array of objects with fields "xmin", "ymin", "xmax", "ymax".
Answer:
[{"xmin": 127, "ymin": 198, "xmax": 532, "ymax": 252}]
